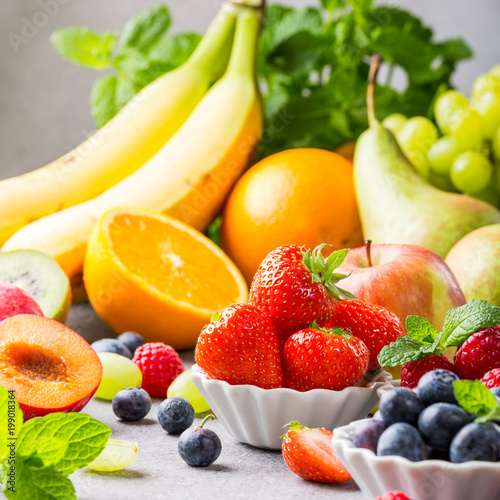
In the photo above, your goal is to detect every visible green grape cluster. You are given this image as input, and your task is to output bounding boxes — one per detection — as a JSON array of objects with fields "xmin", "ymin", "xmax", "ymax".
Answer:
[{"xmin": 383, "ymin": 64, "xmax": 500, "ymax": 208}]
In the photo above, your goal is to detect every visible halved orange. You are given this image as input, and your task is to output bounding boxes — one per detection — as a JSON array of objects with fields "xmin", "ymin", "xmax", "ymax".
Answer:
[{"xmin": 84, "ymin": 207, "xmax": 248, "ymax": 350}]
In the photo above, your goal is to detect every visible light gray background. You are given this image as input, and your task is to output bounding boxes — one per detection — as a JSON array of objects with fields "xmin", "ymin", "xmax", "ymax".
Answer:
[{"xmin": 1, "ymin": 0, "xmax": 499, "ymax": 180}]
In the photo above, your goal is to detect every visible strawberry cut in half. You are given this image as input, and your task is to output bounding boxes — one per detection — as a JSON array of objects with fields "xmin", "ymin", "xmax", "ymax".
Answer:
[
  {"xmin": 326, "ymin": 299, "xmax": 405, "ymax": 372},
  {"xmin": 195, "ymin": 303, "xmax": 284, "ymax": 389},
  {"xmin": 248, "ymin": 244, "xmax": 355, "ymax": 345},
  {"xmin": 282, "ymin": 421, "xmax": 352, "ymax": 483},
  {"xmin": 283, "ymin": 322, "xmax": 369, "ymax": 392}
]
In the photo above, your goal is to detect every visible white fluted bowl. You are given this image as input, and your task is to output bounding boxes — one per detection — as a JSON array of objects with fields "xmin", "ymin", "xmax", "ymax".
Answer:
[
  {"xmin": 191, "ymin": 365, "xmax": 393, "ymax": 450},
  {"xmin": 331, "ymin": 419, "xmax": 500, "ymax": 500}
]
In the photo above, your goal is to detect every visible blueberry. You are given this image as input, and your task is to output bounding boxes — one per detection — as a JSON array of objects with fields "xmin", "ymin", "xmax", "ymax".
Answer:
[
  {"xmin": 417, "ymin": 369, "xmax": 459, "ymax": 406},
  {"xmin": 112, "ymin": 387, "xmax": 151, "ymax": 421},
  {"xmin": 352, "ymin": 419, "xmax": 387, "ymax": 453},
  {"xmin": 91, "ymin": 338, "xmax": 132, "ymax": 359},
  {"xmin": 490, "ymin": 387, "xmax": 500, "ymax": 399},
  {"xmin": 418, "ymin": 403, "xmax": 469, "ymax": 450},
  {"xmin": 158, "ymin": 397, "xmax": 195, "ymax": 435},
  {"xmin": 377, "ymin": 422, "xmax": 426, "ymax": 462},
  {"xmin": 117, "ymin": 331, "xmax": 146, "ymax": 354},
  {"xmin": 450, "ymin": 422, "xmax": 500, "ymax": 463},
  {"xmin": 379, "ymin": 387, "xmax": 424, "ymax": 426},
  {"xmin": 178, "ymin": 415, "xmax": 221, "ymax": 467}
]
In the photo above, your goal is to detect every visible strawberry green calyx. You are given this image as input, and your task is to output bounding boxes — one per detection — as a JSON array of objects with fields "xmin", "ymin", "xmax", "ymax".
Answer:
[
  {"xmin": 211, "ymin": 311, "xmax": 221, "ymax": 322},
  {"xmin": 302, "ymin": 245, "xmax": 356, "ymax": 301},
  {"xmin": 310, "ymin": 320, "xmax": 352, "ymax": 340},
  {"xmin": 281, "ymin": 421, "xmax": 308, "ymax": 439}
]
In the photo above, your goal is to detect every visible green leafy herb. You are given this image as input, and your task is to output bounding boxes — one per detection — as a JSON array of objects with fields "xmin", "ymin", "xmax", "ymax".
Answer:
[
  {"xmin": 441, "ymin": 299, "xmax": 500, "ymax": 348},
  {"xmin": 51, "ymin": 5, "xmax": 201, "ymax": 127},
  {"xmin": 0, "ymin": 389, "xmax": 111, "ymax": 500},
  {"xmin": 52, "ymin": 1, "xmax": 471, "ymax": 153},
  {"xmin": 51, "ymin": 28, "xmax": 118, "ymax": 69},
  {"xmin": 453, "ymin": 380, "xmax": 500, "ymax": 424}
]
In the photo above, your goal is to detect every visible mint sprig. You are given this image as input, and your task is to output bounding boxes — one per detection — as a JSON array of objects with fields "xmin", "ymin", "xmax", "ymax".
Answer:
[
  {"xmin": 441, "ymin": 300, "xmax": 500, "ymax": 348},
  {"xmin": 454, "ymin": 380, "xmax": 500, "ymax": 424},
  {"xmin": 378, "ymin": 300, "xmax": 500, "ymax": 368},
  {"xmin": 51, "ymin": 5, "xmax": 201, "ymax": 127},
  {"xmin": 0, "ymin": 388, "xmax": 111, "ymax": 500}
]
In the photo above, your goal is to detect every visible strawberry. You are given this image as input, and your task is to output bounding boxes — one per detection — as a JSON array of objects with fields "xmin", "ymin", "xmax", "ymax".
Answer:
[
  {"xmin": 481, "ymin": 368, "xmax": 500, "ymax": 388},
  {"xmin": 282, "ymin": 421, "xmax": 352, "ymax": 483},
  {"xmin": 195, "ymin": 303, "xmax": 284, "ymax": 389},
  {"xmin": 133, "ymin": 342, "xmax": 184, "ymax": 398},
  {"xmin": 454, "ymin": 325, "xmax": 500, "ymax": 380},
  {"xmin": 325, "ymin": 299, "xmax": 405, "ymax": 372},
  {"xmin": 248, "ymin": 244, "xmax": 354, "ymax": 344},
  {"xmin": 283, "ymin": 323, "xmax": 369, "ymax": 391},
  {"xmin": 374, "ymin": 492, "xmax": 413, "ymax": 500},
  {"xmin": 401, "ymin": 355, "xmax": 458, "ymax": 389}
]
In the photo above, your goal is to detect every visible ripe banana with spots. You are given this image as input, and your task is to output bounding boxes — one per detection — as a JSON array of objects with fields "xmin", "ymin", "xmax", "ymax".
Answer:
[
  {"xmin": 3, "ymin": 7, "xmax": 263, "ymax": 289},
  {"xmin": 0, "ymin": 3, "xmax": 237, "ymax": 245}
]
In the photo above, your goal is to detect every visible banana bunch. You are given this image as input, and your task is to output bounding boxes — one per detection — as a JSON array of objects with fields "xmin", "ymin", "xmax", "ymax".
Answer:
[{"xmin": 2, "ymin": 1, "xmax": 264, "ymax": 290}]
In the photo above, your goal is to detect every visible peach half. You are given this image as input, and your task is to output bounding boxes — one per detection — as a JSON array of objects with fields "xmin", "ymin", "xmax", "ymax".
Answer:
[{"xmin": 0, "ymin": 314, "xmax": 102, "ymax": 419}]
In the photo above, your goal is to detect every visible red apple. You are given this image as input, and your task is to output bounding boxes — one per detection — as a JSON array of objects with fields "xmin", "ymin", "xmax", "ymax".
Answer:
[
  {"xmin": 337, "ymin": 242, "xmax": 466, "ymax": 331},
  {"xmin": 0, "ymin": 281, "xmax": 43, "ymax": 323},
  {"xmin": 0, "ymin": 314, "xmax": 102, "ymax": 419}
]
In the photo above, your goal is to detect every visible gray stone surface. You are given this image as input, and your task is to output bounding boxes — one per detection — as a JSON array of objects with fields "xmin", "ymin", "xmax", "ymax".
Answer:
[{"xmin": 67, "ymin": 304, "xmax": 368, "ymax": 500}]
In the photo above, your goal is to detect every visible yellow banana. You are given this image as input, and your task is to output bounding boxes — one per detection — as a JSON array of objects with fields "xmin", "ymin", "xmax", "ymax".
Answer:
[
  {"xmin": 3, "ymin": 7, "xmax": 263, "ymax": 288},
  {"xmin": 0, "ymin": 4, "xmax": 237, "ymax": 245}
]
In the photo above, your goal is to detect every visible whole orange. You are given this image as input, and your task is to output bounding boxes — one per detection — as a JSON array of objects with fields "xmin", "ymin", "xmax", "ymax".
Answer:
[{"xmin": 220, "ymin": 148, "xmax": 364, "ymax": 283}]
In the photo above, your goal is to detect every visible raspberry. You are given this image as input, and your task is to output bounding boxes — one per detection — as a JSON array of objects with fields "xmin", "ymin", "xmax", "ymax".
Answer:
[
  {"xmin": 454, "ymin": 326, "xmax": 500, "ymax": 380},
  {"xmin": 401, "ymin": 355, "xmax": 457, "ymax": 389},
  {"xmin": 375, "ymin": 492, "xmax": 412, "ymax": 500},
  {"xmin": 481, "ymin": 368, "xmax": 500, "ymax": 388},
  {"xmin": 133, "ymin": 342, "xmax": 184, "ymax": 398}
]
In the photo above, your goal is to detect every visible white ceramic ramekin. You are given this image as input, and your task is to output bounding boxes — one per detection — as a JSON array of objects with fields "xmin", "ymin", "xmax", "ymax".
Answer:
[
  {"xmin": 191, "ymin": 365, "xmax": 393, "ymax": 450},
  {"xmin": 331, "ymin": 418, "xmax": 500, "ymax": 500}
]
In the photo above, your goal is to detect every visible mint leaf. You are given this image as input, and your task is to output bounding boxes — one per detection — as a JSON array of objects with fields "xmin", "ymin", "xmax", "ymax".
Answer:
[
  {"xmin": 115, "ymin": 78, "xmax": 137, "ymax": 110},
  {"xmin": 442, "ymin": 300, "xmax": 500, "ymax": 348},
  {"xmin": 1, "ymin": 455, "xmax": 75, "ymax": 500},
  {"xmin": 119, "ymin": 5, "xmax": 171, "ymax": 53},
  {"xmin": 51, "ymin": 28, "xmax": 117, "ymax": 68},
  {"xmin": 454, "ymin": 380, "xmax": 500, "ymax": 423},
  {"xmin": 17, "ymin": 413, "xmax": 111, "ymax": 476},
  {"xmin": 90, "ymin": 75, "xmax": 118, "ymax": 127},
  {"xmin": 0, "ymin": 387, "xmax": 23, "ymax": 460},
  {"xmin": 377, "ymin": 336, "xmax": 431, "ymax": 367},
  {"xmin": 405, "ymin": 315, "xmax": 439, "ymax": 343},
  {"xmin": 24, "ymin": 438, "xmax": 68, "ymax": 468},
  {"xmin": 148, "ymin": 32, "xmax": 201, "ymax": 70}
]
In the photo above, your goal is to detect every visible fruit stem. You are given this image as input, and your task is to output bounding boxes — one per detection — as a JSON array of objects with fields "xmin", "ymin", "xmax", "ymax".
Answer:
[
  {"xmin": 365, "ymin": 239, "xmax": 373, "ymax": 267},
  {"xmin": 226, "ymin": 7, "xmax": 261, "ymax": 79},
  {"xmin": 367, "ymin": 54, "xmax": 382, "ymax": 128},
  {"xmin": 198, "ymin": 414, "xmax": 216, "ymax": 429},
  {"xmin": 186, "ymin": 5, "xmax": 236, "ymax": 80}
]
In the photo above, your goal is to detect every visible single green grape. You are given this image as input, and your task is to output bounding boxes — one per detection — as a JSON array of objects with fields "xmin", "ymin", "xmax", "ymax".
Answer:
[
  {"xmin": 434, "ymin": 90, "xmax": 469, "ymax": 134},
  {"xmin": 167, "ymin": 369, "xmax": 211, "ymax": 414},
  {"xmin": 472, "ymin": 73, "xmax": 500, "ymax": 101},
  {"xmin": 427, "ymin": 136, "xmax": 462, "ymax": 175},
  {"xmin": 472, "ymin": 91, "xmax": 500, "ymax": 139},
  {"xmin": 397, "ymin": 117, "xmax": 437, "ymax": 178},
  {"xmin": 494, "ymin": 162, "xmax": 500, "ymax": 192},
  {"xmin": 450, "ymin": 151, "xmax": 492, "ymax": 194},
  {"xmin": 382, "ymin": 113, "xmax": 407, "ymax": 136},
  {"xmin": 449, "ymin": 109, "xmax": 484, "ymax": 149},
  {"xmin": 471, "ymin": 186, "xmax": 500, "ymax": 209},
  {"xmin": 492, "ymin": 126, "xmax": 500, "ymax": 161},
  {"xmin": 87, "ymin": 439, "xmax": 138, "ymax": 472},
  {"xmin": 427, "ymin": 172, "xmax": 457, "ymax": 193},
  {"xmin": 95, "ymin": 352, "xmax": 142, "ymax": 400}
]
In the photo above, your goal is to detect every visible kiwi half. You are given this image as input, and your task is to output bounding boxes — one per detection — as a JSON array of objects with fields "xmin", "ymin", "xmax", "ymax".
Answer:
[{"xmin": 0, "ymin": 250, "xmax": 71, "ymax": 323}]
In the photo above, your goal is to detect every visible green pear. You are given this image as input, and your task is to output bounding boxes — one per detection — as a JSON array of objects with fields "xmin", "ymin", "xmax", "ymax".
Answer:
[
  {"xmin": 354, "ymin": 57, "xmax": 500, "ymax": 258},
  {"xmin": 445, "ymin": 224, "xmax": 500, "ymax": 306}
]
